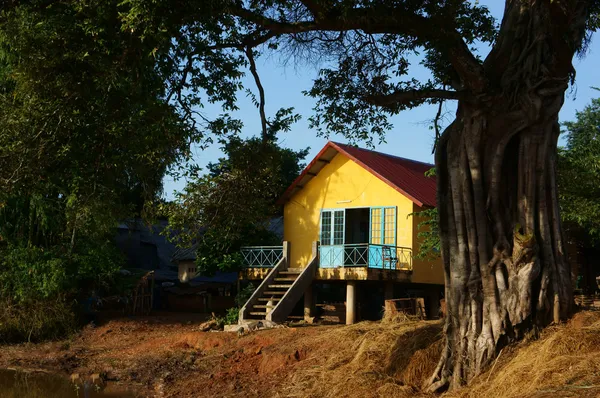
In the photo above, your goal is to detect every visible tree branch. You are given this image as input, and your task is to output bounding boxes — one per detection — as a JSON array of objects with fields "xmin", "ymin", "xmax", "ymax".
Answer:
[
  {"xmin": 299, "ymin": 0, "xmax": 329, "ymax": 19},
  {"xmin": 229, "ymin": 5, "xmax": 487, "ymax": 92},
  {"xmin": 245, "ymin": 47, "xmax": 268, "ymax": 141},
  {"xmin": 432, "ymin": 98, "xmax": 444, "ymax": 154},
  {"xmin": 364, "ymin": 89, "xmax": 463, "ymax": 107},
  {"xmin": 206, "ymin": 30, "xmax": 277, "ymax": 51}
]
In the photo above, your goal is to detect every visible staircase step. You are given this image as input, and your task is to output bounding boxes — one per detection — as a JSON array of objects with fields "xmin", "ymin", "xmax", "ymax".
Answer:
[
  {"xmin": 258, "ymin": 297, "xmax": 281, "ymax": 302},
  {"xmin": 263, "ymin": 291, "xmax": 286, "ymax": 295},
  {"xmin": 253, "ymin": 304, "xmax": 275, "ymax": 309},
  {"xmin": 249, "ymin": 312, "xmax": 267, "ymax": 316},
  {"xmin": 274, "ymin": 277, "xmax": 297, "ymax": 282},
  {"xmin": 268, "ymin": 284, "xmax": 293, "ymax": 289},
  {"xmin": 279, "ymin": 270, "xmax": 302, "ymax": 275}
]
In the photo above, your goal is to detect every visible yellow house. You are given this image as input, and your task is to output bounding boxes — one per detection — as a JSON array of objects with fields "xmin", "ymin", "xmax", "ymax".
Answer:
[{"xmin": 239, "ymin": 141, "xmax": 443, "ymax": 324}]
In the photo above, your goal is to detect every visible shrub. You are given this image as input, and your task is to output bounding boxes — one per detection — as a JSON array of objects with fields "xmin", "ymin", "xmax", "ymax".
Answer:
[
  {"xmin": 0, "ymin": 240, "xmax": 122, "ymax": 343},
  {"xmin": 0, "ymin": 296, "xmax": 78, "ymax": 343}
]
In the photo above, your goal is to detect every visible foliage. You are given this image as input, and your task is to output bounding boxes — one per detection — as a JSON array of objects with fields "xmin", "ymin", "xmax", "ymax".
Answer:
[
  {"xmin": 0, "ymin": 241, "xmax": 122, "ymax": 303},
  {"xmin": 223, "ymin": 307, "xmax": 240, "ymax": 326},
  {"xmin": 165, "ymin": 131, "xmax": 307, "ymax": 274},
  {"xmin": 412, "ymin": 207, "xmax": 441, "ymax": 261},
  {"xmin": 216, "ymin": 282, "xmax": 255, "ymax": 326},
  {"xmin": 0, "ymin": 296, "xmax": 78, "ymax": 343},
  {"xmin": 558, "ymin": 96, "xmax": 600, "ymax": 246},
  {"xmin": 0, "ymin": 0, "xmax": 198, "ymax": 341},
  {"xmin": 0, "ymin": 3, "xmax": 193, "ymax": 269},
  {"xmin": 119, "ymin": 0, "xmax": 503, "ymax": 146},
  {"xmin": 409, "ymin": 168, "xmax": 440, "ymax": 260},
  {"xmin": 235, "ymin": 283, "xmax": 256, "ymax": 308},
  {"xmin": 0, "ymin": 1, "xmax": 195, "ymax": 203}
]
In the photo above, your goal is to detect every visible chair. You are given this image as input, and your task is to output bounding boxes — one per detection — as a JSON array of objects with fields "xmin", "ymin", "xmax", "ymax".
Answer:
[{"xmin": 381, "ymin": 246, "xmax": 398, "ymax": 269}]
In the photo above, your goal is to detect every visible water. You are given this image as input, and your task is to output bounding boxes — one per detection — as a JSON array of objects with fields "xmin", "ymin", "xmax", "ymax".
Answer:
[{"xmin": 0, "ymin": 369, "xmax": 135, "ymax": 398}]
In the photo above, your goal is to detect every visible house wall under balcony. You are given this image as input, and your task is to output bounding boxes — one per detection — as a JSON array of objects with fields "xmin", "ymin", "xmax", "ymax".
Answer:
[{"xmin": 411, "ymin": 203, "xmax": 444, "ymax": 285}]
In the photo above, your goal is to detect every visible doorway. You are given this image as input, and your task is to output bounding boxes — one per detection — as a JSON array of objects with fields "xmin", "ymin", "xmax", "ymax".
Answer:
[{"xmin": 344, "ymin": 208, "xmax": 370, "ymax": 266}]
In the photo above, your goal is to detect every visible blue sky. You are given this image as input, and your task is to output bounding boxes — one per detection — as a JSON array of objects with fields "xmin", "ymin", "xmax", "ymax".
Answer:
[{"xmin": 163, "ymin": 1, "xmax": 600, "ymax": 200}]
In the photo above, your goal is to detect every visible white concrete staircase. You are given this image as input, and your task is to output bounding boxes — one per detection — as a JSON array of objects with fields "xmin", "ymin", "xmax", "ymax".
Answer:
[{"xmin": 239, "ymin": 242, "xmax": 318, "ymax": 323}]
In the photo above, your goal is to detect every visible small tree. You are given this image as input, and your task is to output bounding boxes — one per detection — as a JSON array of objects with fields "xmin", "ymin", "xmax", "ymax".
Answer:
[{"xmin": 166, "ymin": 119, "xmax": 308, "ymax": 274}]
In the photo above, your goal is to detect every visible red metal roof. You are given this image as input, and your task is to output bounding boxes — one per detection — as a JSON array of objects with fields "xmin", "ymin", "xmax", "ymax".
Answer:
[{"xmin": 280, "ymin": 141, "xmax": 436, "ymax": 207}]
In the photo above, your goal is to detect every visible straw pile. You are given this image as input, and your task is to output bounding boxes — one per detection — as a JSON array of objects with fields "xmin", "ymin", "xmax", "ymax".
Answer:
[
  {"xmin": 284, "ymin": 319, "xmax": 443, "ymax": 398},
  {"xmin": 447, "ymin": 311, "xmax": 600, "ymax": 398},
  {"xmin": 283, "ymin": 311, "xmax": 600, "ymax": 398}
]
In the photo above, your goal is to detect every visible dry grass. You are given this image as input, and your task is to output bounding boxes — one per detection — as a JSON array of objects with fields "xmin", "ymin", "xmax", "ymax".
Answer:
[
  {"xmin": 284, "ymin": 311, "xmax": 600, "ymax": 398},
  {"xmin": 284, "ymin": 319, "xmax": 443, "ymax": 398},
  {"xmin": 447, "ymin": 311, "xmax": 600, "ymax": 398}
]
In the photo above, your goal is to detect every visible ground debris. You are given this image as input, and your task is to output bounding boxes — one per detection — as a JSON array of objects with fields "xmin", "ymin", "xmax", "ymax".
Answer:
[{"xmin": 197, "ymin": 319, "xmax": 220, "ymax": 332}]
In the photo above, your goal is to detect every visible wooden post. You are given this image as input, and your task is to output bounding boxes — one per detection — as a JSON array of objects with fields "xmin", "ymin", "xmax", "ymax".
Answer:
[
  {"xmin": 384, "ymin": 280, "xmax": 394, "ymax": 301},
  {"xmin": 150, "ymin": 271, "xmax": 155, "ymax": 314},
  {"xmin": 304, "ymin": 284, "xmax": 314, "ymax": 320},
  {"xmin": 346, "ymin": 281, "xmax": 357, "ymax": 325}
]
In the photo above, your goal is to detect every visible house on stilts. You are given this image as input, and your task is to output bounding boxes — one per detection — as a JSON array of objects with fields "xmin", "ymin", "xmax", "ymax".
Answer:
[{"xmin": 239, "ymin": 141, "xmax": 444, "ymax": 324}]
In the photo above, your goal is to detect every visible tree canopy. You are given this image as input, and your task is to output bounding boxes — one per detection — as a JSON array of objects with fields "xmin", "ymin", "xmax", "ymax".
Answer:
[
  {"xmin": 0, "ymin": 0, "xmax": 198, "ymax": 340},
  {"xmin": 559, "ymin": 95, "xmax": 600, "ymax": 246},
  {"xmin": 165, "ymin": 126, "xmax": 308, "ymax": 274}
]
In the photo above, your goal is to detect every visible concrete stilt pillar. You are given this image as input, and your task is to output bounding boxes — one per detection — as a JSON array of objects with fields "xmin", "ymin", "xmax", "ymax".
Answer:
[
  {"xmin": 346, "ymin": 281, "xmax": 357, "ymax": 325},
  {"xmin": 304, "ymin": 285, "xmax": 314, "ymax": 321},
  {"xmin": 427, "ymin": 286, "xmax": 441, "ymax": 319},
  {"xmin": 384, "ymin": 280, "xmax": 394, "ymax": 301}
]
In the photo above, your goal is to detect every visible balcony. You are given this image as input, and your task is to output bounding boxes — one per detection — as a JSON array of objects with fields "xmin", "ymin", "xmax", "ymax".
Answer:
[
  {"xmin": 240, "ymin": 245, "xmax": 284, "ymax": 268},
  {"xmin": 240, "ymin": 243, "xmax": 412, "ymax": 271},
  {"xmin": 319, "ymin": 243, "xmax": 412, "ymax": 270}
]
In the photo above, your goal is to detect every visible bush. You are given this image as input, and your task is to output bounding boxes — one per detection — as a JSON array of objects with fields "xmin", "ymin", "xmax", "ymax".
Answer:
[
  {"xmin": 217, "ymin": 283, "xmax": 256, "ymax": 326},
  {"xmin": 235, "ymin": 282, "xmax": 255, "ymax": 307},
  {"xmin": 0, "ymin": 240, "xmax": 122, "ymax": 343},
  {"xmin": 0, "ymin": 241, "xmax": 122, "ymax": 302},
  {"xmin": 0, "ymin": 296, "xmax": 78, "ymax": 343},
  {"xmin": 224, "ymin": 307, "xmax": 240, "ymax": 325}
]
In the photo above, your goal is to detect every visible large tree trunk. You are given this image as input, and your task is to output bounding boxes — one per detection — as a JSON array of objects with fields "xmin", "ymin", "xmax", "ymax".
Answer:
[{"xmin": 427, "ymin": 0, "xmax": 590, "ymax": 391}]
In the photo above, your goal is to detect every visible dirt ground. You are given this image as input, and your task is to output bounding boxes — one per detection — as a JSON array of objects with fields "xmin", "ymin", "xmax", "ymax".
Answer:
[{"xmin": 1, "ymin": 311, "xmax": 600, "ymax": 398}]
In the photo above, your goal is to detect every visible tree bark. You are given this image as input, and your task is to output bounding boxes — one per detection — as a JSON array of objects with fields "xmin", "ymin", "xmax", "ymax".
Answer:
[{"xmin": 427, "ymin": 0, "xmax": 590, "ymax": 391}]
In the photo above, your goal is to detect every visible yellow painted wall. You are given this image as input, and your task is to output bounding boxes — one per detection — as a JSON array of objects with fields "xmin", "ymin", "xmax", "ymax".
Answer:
[
  {"xmin": 283, "ymin": 153, "xmax": 415, "ymax": 270},
  {"xmin": 411, "ymin": 204, "xmax": 445, "ymax": 284}
]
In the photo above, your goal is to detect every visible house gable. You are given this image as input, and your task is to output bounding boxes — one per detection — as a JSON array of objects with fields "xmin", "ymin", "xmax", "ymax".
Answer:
[
  {"xmin": 280, "ymin": 141, "xmax": 436, "ymax": 207},
  {"xmin": 283, "ymin": 151, "xmax": 414, "ymax": 269}
]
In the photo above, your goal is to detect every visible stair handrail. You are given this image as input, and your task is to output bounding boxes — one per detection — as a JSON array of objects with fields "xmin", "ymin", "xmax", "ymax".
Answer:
[
  {"xmin": 267, "ymin": 241, "xmax": 318, "ymax": 323},
  {"xmin": 239, "ymin": 241, "xmax": 289, "ymax": 323}
]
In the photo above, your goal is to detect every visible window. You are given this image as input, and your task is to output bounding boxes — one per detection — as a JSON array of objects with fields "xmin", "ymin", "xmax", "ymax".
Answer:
[
  {"xmin": 370, "ymin": 208, "xmax": 382, "ymax": 244},
  {"xmin": 333, "ymin": 210, "xmax": 345, "ymax": 245},
  {"xmin": 320, "ymin": 211, "xmax": 332, "ymax": 245},
  {"xmin": 370, "ymin": 207, "xmax": 396, "ymax": 246},
  {"xmin": 384, "ymin": 208, "xmax": 396, "ymax": 245},
  {"xmin": 320, "ymin": 210, "xmax": 345, "ymax": 246}
]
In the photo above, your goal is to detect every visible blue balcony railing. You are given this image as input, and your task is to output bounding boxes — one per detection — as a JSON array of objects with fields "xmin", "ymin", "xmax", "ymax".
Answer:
[
  {"xmin": 240, "ymin": 246, "xmax": 284, "ymax": 268},
  {"xmin": 319, "ymin": 243, "xmax": 412, "ymax": 270}
]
